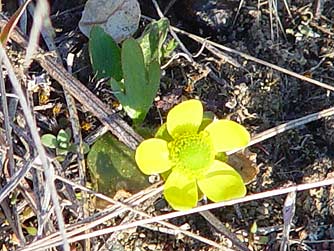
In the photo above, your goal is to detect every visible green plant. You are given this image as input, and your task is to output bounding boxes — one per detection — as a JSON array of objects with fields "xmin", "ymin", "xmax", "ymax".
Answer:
[
  {"xmin": 135, "ymin": 99, "xmax": 251, "ymax": 210},
  {"xmin": 89, "ymin": 26, "xmax": 122, "ymax": 81},
  {"xmin": 109, "ymin": 38, "xmax": 160, "ymax": 124},
  {"xmin": 138, "ymin": 18, "xmax": 176, "ymax": 66},
  {"xmin": 41, "ymin": 129, "xmax": 89, "ymax": 161},
  {"xmin": 89, "ymin": 18, "xmax": 176, "ymax": 125},
  {"xmin": 87, "ymin": 133, "xmax": 149, "ymax": 199}
]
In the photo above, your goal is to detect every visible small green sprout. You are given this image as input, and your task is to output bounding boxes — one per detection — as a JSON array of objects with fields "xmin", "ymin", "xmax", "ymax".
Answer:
[
  {"xmin": 41, "ymin": 129, "xmax": 89, "ymax": 161},
  {"xmin": 135, "ymin": 99, "xmax": 250, "ymax": 210}
]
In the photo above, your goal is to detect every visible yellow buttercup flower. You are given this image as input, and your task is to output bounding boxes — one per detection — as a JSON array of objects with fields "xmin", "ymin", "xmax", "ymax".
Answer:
[{"xmin": 135, "ymin": 99, "xmax": 250, "ymax": 210}]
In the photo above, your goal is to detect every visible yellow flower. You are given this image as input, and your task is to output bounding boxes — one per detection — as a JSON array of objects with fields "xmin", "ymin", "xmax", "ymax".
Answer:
[{"xmin": 135, "ymin": 99, "xmax": 250, "ymax": 210}]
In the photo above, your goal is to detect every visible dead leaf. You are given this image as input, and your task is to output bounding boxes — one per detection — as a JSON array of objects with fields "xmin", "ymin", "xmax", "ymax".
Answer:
[
  {"xmin": 0, "ymin": 0, "xmax": 32, "ymax": 45},
  {"xmin": 227, "ymin": 150, "xmax": 259, "ymax": 184}
]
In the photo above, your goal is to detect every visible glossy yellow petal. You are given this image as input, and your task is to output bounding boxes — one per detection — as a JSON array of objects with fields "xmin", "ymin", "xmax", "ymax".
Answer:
[
  {"xmin": 197, "ymin": 160, "xmax": 246, "ymax": 202},
  {"xmin": 135, "ymin": 139, "xmax": 171, "ymax": 175},
  {"xmin": 167, "ymin": 99, "xmax": 203, "ymax": 138},
  {"xmin": 204, "ymin": 120, "xmax": 250, "ymax": 152},
  {"xmin": 164, "ymin": 169, "xmax": 198, "ymax": 210}
]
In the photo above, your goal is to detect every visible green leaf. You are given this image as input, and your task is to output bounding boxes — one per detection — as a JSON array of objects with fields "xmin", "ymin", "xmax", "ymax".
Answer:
[
  {"xmin": 87, "ymin": 133, "xmax": 149, "ymax": 197},
  {"xmin": 110, "ymin": 38, "xmax": 161, "ymax": 124},
  {"xmin": 155, "ymin": 123, "xmax": 173, "ymax": 142},
  {"xmin": 23, "ymin": 225, "xmax": 37, "ymax": 236},
  {"xmin": 147, "ymin": 60, "xmax": 161, "ymax": 98},
  {"xmin": 57, "ymin": 129, "xmax": 70, "ymax": 143},
  {"xmin": 41, "ymin": 134, "xmax": 58, "ymax": 149},
  {"xmin": 82, "ymin": 143, "xmax": 90, "ymax": 154},
  {"xmin": 58, "ymin": 142, "xmax": 69, "ymax": 149},
  {"xmin": 89, "ymin": 26, "xmax": 122, "ymax": 81},
  {"xmin": 162, "ymin": 38, "xmax": 178, "ymax": 58},
  {"xmin": 138, "ymin": 18, "xmax": 169, "ymax": 66},
  {"xmin": 68, "ymin": 142, "xmax": 90, "ymax": 154},
  {"xmin": 57, "ymin": 147, "xmax": 68, "ymax": 156}
]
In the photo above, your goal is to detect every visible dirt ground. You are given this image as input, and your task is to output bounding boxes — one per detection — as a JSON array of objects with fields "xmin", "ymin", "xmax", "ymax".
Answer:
[{"xmin": 1, "ymin": 0, "xmax": 334, "ymax": 250}]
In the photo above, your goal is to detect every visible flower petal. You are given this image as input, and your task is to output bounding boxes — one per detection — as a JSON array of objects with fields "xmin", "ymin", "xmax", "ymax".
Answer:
[
  {"xmin": 197, "ymin": 160, "xmax": 246, "ymax": 202},
  {"xmin": 205, "ymin": 120, "xmax": 250, "ymax": 152},
  {"xmin": 135, "ymin": 139, "xmax": 171, "ymax": 175},
  {"xmin": 167, "ymin": 99, "xmax": 203, "ymax": 138},
  {"xmin": 164, "ymin": 169, "xmax": 198, "ymax": 210}
]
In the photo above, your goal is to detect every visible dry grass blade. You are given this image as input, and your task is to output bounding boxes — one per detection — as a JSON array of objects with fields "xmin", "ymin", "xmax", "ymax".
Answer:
[
  {"xmin": 20, "ymin": 176, "xmax": 334, "ymax": 251},
  {"xmin": 228, "ymin": 105, "xmax": 334, "ymax": 155},
  {"xmin": 18, "ymin": 0, "xmax": 28, "ymax": 34},
  {"xmin": 19, "ymin": 173, "xmax": 227, "ymax": 250},
  {"xmin": 24, "ymin": 0, "xmax": 49, "ymax": 67},
  {"xmin": 0, "ymin": 43, "xmax": 70, "ymax": 251},
  {"xmin": 171, "ymin": 26, "xmax": 334, "ymax": 92},
  {"xmin": 0, "ymin": 61, "xmax": 14, "ymax": 174},
  {"xmin": 200, "ymin": 211, "xmax": 250, "ymax": 251},
  {"xmin": 0, "ymin": 156, "xmax": 35, "ymax": 204},
  {"xmin": 65, "ymin": 53, "xmax": 90, "ymax": 250},
  {"xmin": 280, "ymin": 191, "xmax": 297, "ymax": 251}
]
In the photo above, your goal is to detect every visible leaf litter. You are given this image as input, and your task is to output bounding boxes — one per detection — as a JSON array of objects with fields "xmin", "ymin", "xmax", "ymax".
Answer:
[{"xmin": 1, "ymin": 0, "xmax": 334, "ymax": 250}]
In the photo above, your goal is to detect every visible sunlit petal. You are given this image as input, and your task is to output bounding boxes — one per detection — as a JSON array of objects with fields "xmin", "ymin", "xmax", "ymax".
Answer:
[
  {"xmin": 167, "ymin": 99, "xmax": 203, "ymax": 138},
  {"xmin": 164, "ymin": 169, "xmax": 198, "ymax": 210},
  {"xmin": 204, "ymin": 120, "xmax": 250, "ymax": 152},
  {"xmin": 135, "ymin": 139, "xmax": 171, "ymax": 175},
  {"xmin": 197, "ymin": 160, "xmax": 246, "ymax": 202}
]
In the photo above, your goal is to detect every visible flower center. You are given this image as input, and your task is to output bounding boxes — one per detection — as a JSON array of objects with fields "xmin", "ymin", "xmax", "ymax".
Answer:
[{"xmin": 169, "ymin": 131, "xmax": 215, "ymax": 177}]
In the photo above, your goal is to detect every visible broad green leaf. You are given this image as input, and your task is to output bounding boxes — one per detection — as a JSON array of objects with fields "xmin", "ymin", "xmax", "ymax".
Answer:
[
  {"xmin": 110, "ymin": 38, "xmax": 161, "ymax": 124},
  {"xmin": 138, "ymin": 18, "xmax": 169, "ymax": 66},
  {"xmin": 41, "ymin": 134, "xmax": 58, "ymax": 149},
  {"xmin": 57, "ymin": 129, "xmax": 70, "ymax": 143},
  {"xmin": 87, "ymin": 133, "xmax": 149, "ymax": 197},
  {"xmin": 89, "ymin": 26, "xmax": 122, "ymax": 81}
]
